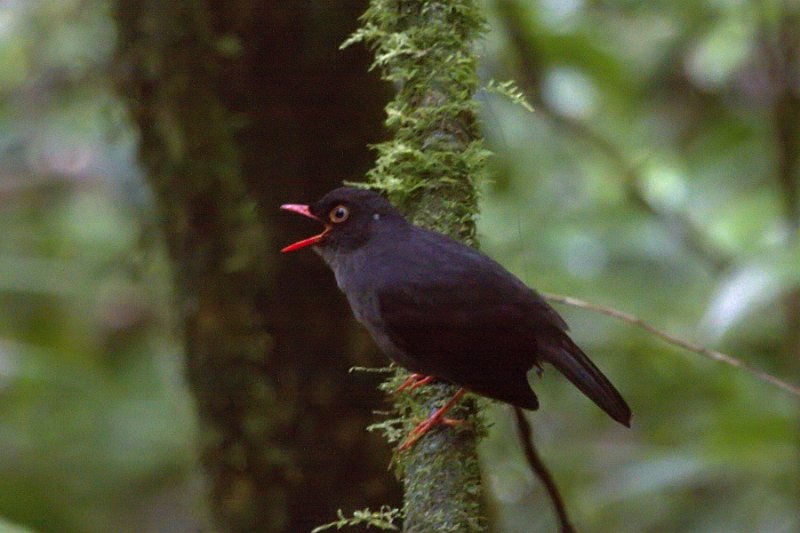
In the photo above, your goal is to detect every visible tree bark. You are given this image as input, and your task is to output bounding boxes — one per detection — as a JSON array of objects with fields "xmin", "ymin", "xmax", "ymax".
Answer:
[{"xmin": 113, "ymin": 1, "xmax": 398, "ymax": 531}]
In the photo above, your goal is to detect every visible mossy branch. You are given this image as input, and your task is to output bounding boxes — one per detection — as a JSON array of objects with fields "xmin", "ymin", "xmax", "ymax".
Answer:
[{"xmin": 345, "ymin": 0, "xmax": 490, "ymax": 531}]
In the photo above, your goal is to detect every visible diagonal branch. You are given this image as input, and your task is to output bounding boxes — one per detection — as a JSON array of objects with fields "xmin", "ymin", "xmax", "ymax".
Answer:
[
  {"xmin": 543, "ymin": 293, "xmax": 800, "ymax": 397},
  {"xmin": 493, "ymin": 0, "xmax": 732, "ymax": 273}
]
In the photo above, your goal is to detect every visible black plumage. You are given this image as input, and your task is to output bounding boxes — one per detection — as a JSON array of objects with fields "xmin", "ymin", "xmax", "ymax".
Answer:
[{"xmin": 281, "ymin": 187, "xmax": 631, "ymax": 427}]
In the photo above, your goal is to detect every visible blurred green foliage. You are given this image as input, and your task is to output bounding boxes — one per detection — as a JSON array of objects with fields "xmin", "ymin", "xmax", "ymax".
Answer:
[
  {"xmin": 478, "ymin": 0, "xmax": 799, "ymax": 532},
  {"xmin": 0, "ymin": 2, "xmax": 201, "ymax": 532},
  {"xmin": 0, "ymin": 0, "xmax": 796, "ymax": 532}
]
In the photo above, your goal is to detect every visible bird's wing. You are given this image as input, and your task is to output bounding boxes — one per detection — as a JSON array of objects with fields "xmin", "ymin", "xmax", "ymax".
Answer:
[
  {"xmin": 377, "ymin": 263, "xmax": 534, "ymax": 374},
  {"xmin": 376, "ymin": 227, "xmax": 568, "ymax": 359},
  {"xmin": 376, "ymin": 269, "xmax": 547, "ymax": 408}
]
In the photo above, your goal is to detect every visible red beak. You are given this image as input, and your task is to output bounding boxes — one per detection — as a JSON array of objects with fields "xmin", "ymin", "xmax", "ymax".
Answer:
[{"xmin": 280, "ymin": 204, "xmax": 331, "ymax": 252}]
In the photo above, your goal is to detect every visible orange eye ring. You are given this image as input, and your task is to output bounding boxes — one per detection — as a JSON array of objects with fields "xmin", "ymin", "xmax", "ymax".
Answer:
[{"xmin": 329, "ymin": 205, "xmax": 350, "ymax": 223}]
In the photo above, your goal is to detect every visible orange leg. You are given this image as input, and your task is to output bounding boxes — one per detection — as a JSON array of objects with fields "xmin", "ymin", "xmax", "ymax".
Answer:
[
  {"xmin": 396, "ymin": 373, "xmax": 435, "ymax": 393},
  {"xmin": 399, "ymin": 388, "xmax": 466, "ymax": 451}
]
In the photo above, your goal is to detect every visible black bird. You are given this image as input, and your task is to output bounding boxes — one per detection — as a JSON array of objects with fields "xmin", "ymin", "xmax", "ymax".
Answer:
[{"xmin": 281, "ymin": 187, "xmax": 631, "ymax": 447}]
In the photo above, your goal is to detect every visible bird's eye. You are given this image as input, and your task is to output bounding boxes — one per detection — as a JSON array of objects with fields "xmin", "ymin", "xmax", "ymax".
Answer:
[{"xmin": 329, "ymin": 205, "xmax": 350, "ymax": 223}]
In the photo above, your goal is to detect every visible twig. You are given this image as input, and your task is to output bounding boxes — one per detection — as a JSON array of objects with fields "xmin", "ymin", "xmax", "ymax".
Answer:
[
  {"xmin": 542, "ymin": 293, "xmax": 800, "ymax": 398},
  {"xmin": 513, "ymin": 406, "xmax": 575, "ymax": 533}
]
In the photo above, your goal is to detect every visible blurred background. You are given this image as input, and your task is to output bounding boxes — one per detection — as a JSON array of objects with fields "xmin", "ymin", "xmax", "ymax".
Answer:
[{"xmin": 0, "ymin": 1, "xmax": 797, "ymax": 532}]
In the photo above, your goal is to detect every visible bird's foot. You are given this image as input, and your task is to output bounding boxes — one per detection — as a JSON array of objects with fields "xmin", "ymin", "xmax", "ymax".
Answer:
[
  {"xmin": 396, "ymin": 373, "xmax": 435, "ymax": 393},
  {"xmin": 398, "ymin": 388, "xmax": 466, "ymax": 451},
  {"xmin": 440, "ymin": 417, "xmax": 471, "ymax": 428}
]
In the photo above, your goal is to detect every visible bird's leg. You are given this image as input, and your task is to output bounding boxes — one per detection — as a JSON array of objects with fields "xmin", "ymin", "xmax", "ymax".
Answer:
[
  {"xmin": 439, "ymin": 417, "xmax": 469, "ymax": 427},
  {"xmin": 398, "ymin": 388, "xmax": 466, "ymax": 451},
  {"xmin": 396, "ymin": 373, "xmax": 423, "ymax": 392},
  {"xmin": 396, "ymin": 373, "xmax": 435, "ymax": 393}
]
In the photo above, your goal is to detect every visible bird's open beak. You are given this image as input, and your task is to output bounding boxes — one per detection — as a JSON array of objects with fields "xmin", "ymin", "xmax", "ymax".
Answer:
[{"xmin": 280, "ymin": 204, "xmax": 332, "ymax": 252}]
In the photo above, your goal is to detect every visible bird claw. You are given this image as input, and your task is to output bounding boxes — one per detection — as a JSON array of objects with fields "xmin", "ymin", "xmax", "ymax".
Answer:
[
  {"xmin": 397, "ymin": 389, "xmax": 467, "ymax": 451},
  {"xmin": 440, "ymin": 417, "xmax": 471, "ymax": 428},
  {"xmin": 396, "ymin": 373, "xmax": 435, "ymax": 393}
]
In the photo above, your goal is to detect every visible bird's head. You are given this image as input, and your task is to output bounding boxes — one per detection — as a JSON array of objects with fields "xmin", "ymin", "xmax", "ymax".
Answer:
[{"xmin": 280, "ymin": 187, "xmax": 401, "ymax": 253}]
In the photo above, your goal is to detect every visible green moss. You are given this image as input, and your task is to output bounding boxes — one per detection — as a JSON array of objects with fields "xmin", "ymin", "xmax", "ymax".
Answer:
[{"xmin": 311, "ymin": 506, "xmax": 401, "ymax": 532}]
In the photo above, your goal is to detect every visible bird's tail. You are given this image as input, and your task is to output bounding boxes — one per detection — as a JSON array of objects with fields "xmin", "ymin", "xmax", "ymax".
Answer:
[{"xmin": 545, "ymin": 337, "xmax": 631, "ymax": 427}]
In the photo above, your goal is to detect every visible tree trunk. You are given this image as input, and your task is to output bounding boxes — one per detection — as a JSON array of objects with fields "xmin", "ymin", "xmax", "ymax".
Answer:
[{"xmin": 113, "ymin": 1, "xmax": 398, "ymax": 531}]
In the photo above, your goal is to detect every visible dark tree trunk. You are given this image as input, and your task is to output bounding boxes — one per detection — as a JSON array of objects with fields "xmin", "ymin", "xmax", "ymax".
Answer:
[{"xmin": 113, "ymin": 1, "xmax": 398, "ymax": 531}]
